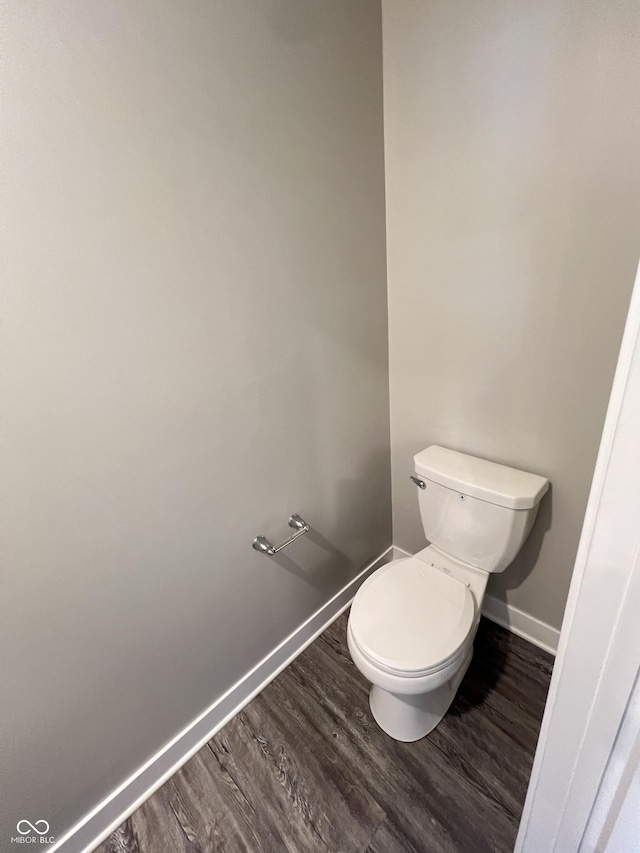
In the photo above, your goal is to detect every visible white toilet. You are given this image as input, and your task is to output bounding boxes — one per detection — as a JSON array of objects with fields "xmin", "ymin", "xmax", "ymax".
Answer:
[{"xmin": 347, "ymin": 445, "xmax": 549, "ymax": 742}]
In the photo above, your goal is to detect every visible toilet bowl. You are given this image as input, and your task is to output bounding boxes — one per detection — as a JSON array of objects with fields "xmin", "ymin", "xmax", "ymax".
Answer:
[
  {"xmin": 347, "ymin": 550, "xmax": 483, "ymax": 741},
  {"xmin": 347, "ymin": 445, "xmax": 549, "ymax": 741}
]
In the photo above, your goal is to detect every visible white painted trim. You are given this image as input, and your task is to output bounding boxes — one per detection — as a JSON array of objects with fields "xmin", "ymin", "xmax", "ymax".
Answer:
[
  {"xmin": 516, "ymin": 260, "xmax": 640, "ymax": 853},
  {"xmin": 392, "ymin": 546, "xmax": 559, "ymax": 654},
  {"xmin": 49, "ymin": 547, "xmax": 394, "ymax": 853},
  {"xmin": 392, "ymin": 544, "xmax": 412, "ymax": 560},
  {"xmin": 481, "ymin": 595, "xmax": 559, "ymax": 656}
]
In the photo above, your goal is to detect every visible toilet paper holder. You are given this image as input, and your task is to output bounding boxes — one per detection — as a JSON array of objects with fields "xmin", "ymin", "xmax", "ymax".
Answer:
[{"xmin": 252, "ymin": 514, "xmax": 310, "ymax": 555}]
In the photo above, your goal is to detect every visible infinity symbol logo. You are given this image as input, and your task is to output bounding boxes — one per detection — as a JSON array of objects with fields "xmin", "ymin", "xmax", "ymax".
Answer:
[{"xmin": 16, "ymin": 820, "xmax": 50, "ymax": 836}]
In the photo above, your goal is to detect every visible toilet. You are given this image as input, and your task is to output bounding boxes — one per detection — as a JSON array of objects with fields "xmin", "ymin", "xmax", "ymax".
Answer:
[{"xmin": 347, "ymin": 445, "xmax": 549, "ymax": 742}]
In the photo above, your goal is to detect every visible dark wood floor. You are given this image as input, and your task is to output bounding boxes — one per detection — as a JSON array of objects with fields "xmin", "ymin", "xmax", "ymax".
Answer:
[{"xmin": 96, "ymin": 614, "xmax": 553, "ymax": 853}]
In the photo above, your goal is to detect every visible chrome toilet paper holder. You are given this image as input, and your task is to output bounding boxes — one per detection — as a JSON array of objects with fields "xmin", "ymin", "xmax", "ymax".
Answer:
[{"xmin": 252, "ymin": 514, "xmax": 310, "ymax": 555}]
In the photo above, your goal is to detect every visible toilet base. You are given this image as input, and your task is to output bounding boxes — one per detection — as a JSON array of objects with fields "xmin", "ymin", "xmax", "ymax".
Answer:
[{"xmin": 369, "ymin": 648, "xmax": 473, "ymax": 742}]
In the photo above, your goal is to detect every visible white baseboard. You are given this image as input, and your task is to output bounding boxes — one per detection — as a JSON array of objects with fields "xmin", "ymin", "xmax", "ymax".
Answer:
[
  {"xmin": 392, "ymin": 545, "xmax": 411, "ymax": 560},
  {"xmin": 481, "ymin": 594, "xmax": 559, "ymax": 656},
  {"xmin": 391, "ymin": 546, "xmax": 559, "ymax": 655},
  {"xmin": 50, "ymin": 547, "xmax": 394, "ymax": 853}
]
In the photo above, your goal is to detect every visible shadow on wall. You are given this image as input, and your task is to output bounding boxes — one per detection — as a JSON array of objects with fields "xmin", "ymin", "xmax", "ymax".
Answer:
[
  {"xmin": 268, "ymin": 533, "xmax": 350, "ymax": 591},
  {"xmin": 497, "ymin": 484, "xmax": 553, "ymax": 592},
  {"xmin": 266, "ymin": 0, "xmax": 328, "ymax": 44},
  {"xmin": 267, "ymin": 446, "xmax": 392, "ymax": 591}
]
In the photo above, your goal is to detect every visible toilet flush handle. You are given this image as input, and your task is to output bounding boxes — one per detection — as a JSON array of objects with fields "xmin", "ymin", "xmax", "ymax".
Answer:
[{"xmin": 409, "ymin": 475, "xmax": 426, "ymax": 489}]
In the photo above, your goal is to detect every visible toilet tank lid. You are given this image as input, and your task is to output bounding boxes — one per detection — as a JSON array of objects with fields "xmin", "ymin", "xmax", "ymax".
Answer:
[{"xmin": 414, "ymin": 446, "xmax": 549, "ymax": 510}]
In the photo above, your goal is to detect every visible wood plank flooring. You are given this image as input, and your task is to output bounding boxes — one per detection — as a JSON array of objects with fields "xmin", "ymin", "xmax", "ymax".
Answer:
[{"xmin": 95, "ymin": 614, "xmax": 553, "ymax": 853}]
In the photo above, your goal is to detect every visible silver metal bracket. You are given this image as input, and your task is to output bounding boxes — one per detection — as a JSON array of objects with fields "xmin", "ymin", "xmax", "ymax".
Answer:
[
  {"xmin": 252, "ymin": 514, "xmax": 310, "ymax": 555},
  {"xmin": 409, "ymin": 475, "xmax": 426, "ymax": 489}
]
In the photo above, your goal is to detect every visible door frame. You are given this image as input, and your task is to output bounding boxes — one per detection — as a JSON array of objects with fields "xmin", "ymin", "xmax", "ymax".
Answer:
[{"xmin": 516, "ymin": 260, "xmax": 640, "ymax": 852}]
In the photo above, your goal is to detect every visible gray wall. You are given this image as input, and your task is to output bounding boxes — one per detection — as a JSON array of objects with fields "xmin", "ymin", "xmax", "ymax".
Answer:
[
  {"xmin": 1, "ymin": 1, "xmax": 390, "ymax": 843},
  {"xmin": 383, "ymin": 0, "xmax": 640, "ymax": 630}
]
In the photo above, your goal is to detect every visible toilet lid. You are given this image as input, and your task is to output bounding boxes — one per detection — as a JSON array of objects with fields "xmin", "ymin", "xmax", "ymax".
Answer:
[{"xmin": 349, "ymin": 558, "xmax": 475, "ymax": 674}]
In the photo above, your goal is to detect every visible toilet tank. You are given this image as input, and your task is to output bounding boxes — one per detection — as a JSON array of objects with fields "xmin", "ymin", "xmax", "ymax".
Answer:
[{"xmin": 414, "ymin": 446, "xmax": 549, "ymax": 573}]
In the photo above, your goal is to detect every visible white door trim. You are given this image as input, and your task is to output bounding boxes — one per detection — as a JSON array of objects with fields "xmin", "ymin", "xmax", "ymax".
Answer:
[{"xmin": 516, "ymin": 260, "xmax": 640, "ymax": 853}]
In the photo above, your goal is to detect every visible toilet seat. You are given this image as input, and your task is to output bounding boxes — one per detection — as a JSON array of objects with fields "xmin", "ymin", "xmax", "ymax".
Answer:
[
  {"xmin": 348, "ymin": 623, "xmax": 470, "ymax": 680},
  {"xmin": 349, "ymin": 557, "xmax": 475, "ymax": 676}
]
